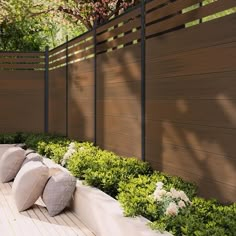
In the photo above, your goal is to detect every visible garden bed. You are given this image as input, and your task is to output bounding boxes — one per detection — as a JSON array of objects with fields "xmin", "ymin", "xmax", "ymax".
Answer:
[{"xmin": 0, "ymin": 133, "xmax": 235, "ymax": 236}]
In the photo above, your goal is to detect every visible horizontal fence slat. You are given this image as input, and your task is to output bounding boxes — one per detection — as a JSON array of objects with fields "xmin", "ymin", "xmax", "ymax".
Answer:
[
  {"xmin": 97, "ymin": 30, "xmax": 141, "ymax": 53},
  {"xmin": 0, "ymin": 63, "xmax": 45, "ymax": 69},
  {"xmin": 68, "ymin": 39, "xmax": 94, "ymax": 55},
  {"xmin": 49, "ymin": 50, "xmax": 66, "ymax": 62},
  {"xmin": 146, "ymin": 0, "xmax": 170, "ymax": 11},
  {"xmin": 146, "ymin": 0, "xmax": 236, "ymax": 37},
  {"xmin": 68, "ymin": 47, "xmax": 95, "ymax": 63},
  {"xmin": 96, "ymin": 18, "xmax": 141, "ymax": 43},
  {"xmin": 67, "ymin": 32, "xmax": 93, "ymax": 48},
  {"xmin": 0, "ymin": 52, "xmax": 44, "ymax": 57},
  {"xmin": 0, "ymin": 57, "xmax": 44, "ymax": 63},
  {"xmin": 49, "ymin": 58, "xmax": 67, "ymax": 68},
  {"xmin": 97, "ymin": 8, "xmax": 141, "ymax": 34},
  {"xmin": 49, "ymin": 44, "xmax": 67, "ymax": 56},
  {"xmin": 146, "ymin": 0, "xmax": 202, "ymax": 24}
]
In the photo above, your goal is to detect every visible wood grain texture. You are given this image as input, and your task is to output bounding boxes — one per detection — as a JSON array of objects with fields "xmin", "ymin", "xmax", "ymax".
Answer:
[
  {"xmin": 0, "ymin": 71, "xmax": 44, "ymax": 133},
  {"xmin": 146, "ymin": 12, "xmax": 236, "ymax": 202},
  {"xmin": 48, "ymin": 67, "xmax": 66, "ymax": 135},
  {"xmin": 96, "ymin": 45, "xmax": 141, "ymax": 158},
  {"xmin": 68, "ymin": 59, "xmax": 94, "ymax": 141}
]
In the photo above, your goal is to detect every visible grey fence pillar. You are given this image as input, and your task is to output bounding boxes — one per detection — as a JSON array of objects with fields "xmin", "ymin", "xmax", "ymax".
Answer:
[
  {"xmin": 44, "ymin": 46, "xmax": 49, "ymax": 133},
  {"xmin": 141, "ymin": 0, "xmax": 146, "ymax": 161}
]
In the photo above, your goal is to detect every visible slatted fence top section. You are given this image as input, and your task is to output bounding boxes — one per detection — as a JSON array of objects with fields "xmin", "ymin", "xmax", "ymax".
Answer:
[
  {"xmin": 96, "ymin": 6, "xmax": 141, "ymax": 54},
  {"xmin": 0, "ymin": 51, "xmax": 45, "ymax": 70},
  {"xmin": 146, "ymin": 0, "xmax": 236, "ymax": 38},
  {"xmin": 49, "ymin": 31, "xmax": 94, "ymax": 70}
]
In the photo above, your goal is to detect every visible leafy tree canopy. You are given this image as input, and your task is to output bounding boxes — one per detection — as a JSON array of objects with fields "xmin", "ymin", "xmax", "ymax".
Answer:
[{"xmin": 0, "ymin": 0, "xmax": 139, "ymax": 51}]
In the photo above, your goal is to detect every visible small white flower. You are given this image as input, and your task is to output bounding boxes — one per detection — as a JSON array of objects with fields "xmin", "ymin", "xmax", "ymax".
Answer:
[
  {"xmin": 170, "ymin": 188, "xmax": 180, "ymax": 199},
  {"xmin": 69, "ymin": 142, "xmax": 76, "ymax": 149},
  {"xmin": 156, "ymin": 182, "xmax": 164, "ymax": 190},
  {"xmin": 166, "ymin": 192, "xmax": 172, "ymax": 197},
  {"xmin": 79, "ymin": 147, "xmax": 85, "ymax": 151},
  {"xmin": 165, "ymin": 202, "xmax": 178, "ymax": 216},
  {"xmin": 179, "ymin": 191, "xmax": 190, "ymax": 202},
  {"xmin": 178, "ymin": 200, "xmax": 186, "ymax": 208},
  {"xmin": 159, "ymin": 189, "xmax": 167, "ymax": 197}
]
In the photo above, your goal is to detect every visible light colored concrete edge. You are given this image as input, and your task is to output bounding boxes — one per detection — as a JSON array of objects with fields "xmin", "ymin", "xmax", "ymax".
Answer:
[{"xmin": 43, "ymin": 157, "xmax": 172, "ymax": 236}]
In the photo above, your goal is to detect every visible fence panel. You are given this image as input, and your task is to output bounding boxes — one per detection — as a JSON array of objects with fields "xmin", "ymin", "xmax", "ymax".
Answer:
[
  {"xmin": 0, "ymin": 52, "xmax": 45, "ymax": 133},
  {"xmin": 96, "ymin": 7, "xmax": 142, "ymax": 158},
  {"xmin": 145, "ymin": 0, "xmax": 236, "ymax": 202}
]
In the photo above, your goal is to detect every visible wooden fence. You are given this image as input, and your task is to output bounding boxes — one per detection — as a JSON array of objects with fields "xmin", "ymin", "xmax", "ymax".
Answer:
[
  {"xmin": 0, "ymin": 52, "xmax": 45, "ymax": 133},
  {"xmin": 0, "ymin": 0, "xmax": 236, "ymax": 202}
]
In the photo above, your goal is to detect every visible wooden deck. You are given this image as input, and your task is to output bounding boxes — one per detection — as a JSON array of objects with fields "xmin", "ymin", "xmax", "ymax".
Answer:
[{"xmin": 0, "ymin": 182, "xmax": 95, "ymax": 236}]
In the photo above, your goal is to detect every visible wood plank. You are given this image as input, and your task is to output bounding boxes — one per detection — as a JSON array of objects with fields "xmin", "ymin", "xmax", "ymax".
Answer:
[
  {"xmin": 96, "ymin": 131, "xmax": 141, "ymax": 158},
  {"xmin": 0, "ymin": 63, "xmax": 44, "ymax": 69},
  {"xmin": 97, "ymin": 43, "xmax": 141, "ymax": 68},
  {"xmin": 147, "ymin": 160, "xmax": 236, "ymax": 203},
  {"xmin": 146, "ymin": 99, "xmax": 236, "ymax": 129},
  {"xmin": 68, "ymin": 32, "xmax": 93, "ymax": 48},
  {"xmin": 4, "ymin": 183, "xmax": 35, "ymax": 236},
  {"xmin": 0, "ymin": 183, "xmax": 20, "ymax": 235},
  {"xmin": 146, "ymin": 0, "xmax": 236, "ymax": 36},
  {"xmin": 65, "ymin": 212, "xmax": 95, "ymax": 236},
  {"xmin": 97, "ymin": 100, "xmax": 141, "ymax": 119},
  {"xmin": 97, "ymin": 8, "xmax": 140, "ymax": 33},
  {"xmin": 146, "ymin": 141, "xmax": 236, "ymax": 186},
  {"xmin": 97, "ymin": 18, "xmax": 140, "ymax": 43},
  {"xmin": 0, "ymin": 52, "xmax": 44, "ymax": 57},
  {"xmin": 0, "ymin": 57, "xmax": 44, "ymax": 63},
  {"xmin": 146, "ymin": 14, "xmax": 236, "ymax": 58},
  {"xmin": 68, "ymin": 39, "xmax": 93, "ymax": 55},
  {"xmin": 146, "ymin": 42, "xmax": 236, "ymax": 78},
  {"xmin": 68, "ymin": 58, "xmax": 94, "ymax": 75},
  {"xmin": 146, "ymin": 120, "xmax": 236, "ymax": 159},
  {"xmin": 146, "ymin": 0, "xmax": 170, "ymax": 12},
  {"xmin": 56, "ymin": 209, "xmax": 87, "ymax": 236},
  {"xmin": 97, "ymin": 81, "xmax": 141, "ymax": 100},
  {"xmin": 97, "ymin": 30, "xmax": 141, "ymax": 53},
  {"xmin": 146, "ymin": 0, "xmax": 202, "ymax": 24},
  {"xmin": 146, "ymin": 71, "xmax": 236, "ymax": 100},
  {"xmin": 68, "ymin": 47, "xmax": 94, "ymax": 63}
]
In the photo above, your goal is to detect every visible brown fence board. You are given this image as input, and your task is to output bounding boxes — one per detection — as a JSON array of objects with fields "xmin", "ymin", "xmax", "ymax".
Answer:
[
  {"xmin": 146, "ymin": 120, "xmax": 236, "ymax": 160},
  {"xmin": 97, "ymin": 30, "xmax": 141, "ymax": 53},
  {"xmin": 97, "ymin": 8, "xmax": 140, "ymax": 34},
  {"xmin": 68, "ymin": 39, "xmax": 93, "ymax": 54},
  {"xmin": 146, "ymin": 14, "xmax": 236, "ymax": 58},
  {"xmin": 68, "ymin": 59, "xmax": 94, "ymax": 141},
  {"xmin": 0, "ymin": 63, "xmax": 44, "ymax": 69},
  {"xmin": 146, "ymin": 0, "xmax": 202, "ymax": 24},
  {"xmin": 48, "ymin": 67, "xmax": 66, "ymax": 135},
  {"xmin": 97, "ymin": 18, "xmax": 141, "ymax": 43},
  {"xmin": 146, "ymin": 0, "xmax": 236, "ymax": 37},
  {"xmin": 146, "ymin": 159, "xmax": 236, "ymax": 203},
  {"xmin": 0, "ymin": 52, "xmax": 44, "ymax": 57},
  {"xmin": 67, "ymin": 32, "xmax": 93, "ymax": 48},
  {"xmin": 146, "ymin": 0, "xmax": 169, "ymax": 11},
  {"xmin": 0, "ymin": 71, "xmax": 44, "ymax": 133}
]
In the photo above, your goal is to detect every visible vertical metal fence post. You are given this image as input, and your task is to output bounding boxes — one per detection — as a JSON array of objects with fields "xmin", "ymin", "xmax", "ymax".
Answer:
[
  {"xmin": 94, "ymin": 26, "xmax": 97, "ymax": 146},
  {"xmin": 141, "ymin": 0, "xmax": 146, "ymax": 161},
  {"xmin": 66, "ymin": 35, "xmax": 69, "ymax": 137},
  {"xmin": 44, "ymin": 46, "xmax": 49, "ymax": 133}
]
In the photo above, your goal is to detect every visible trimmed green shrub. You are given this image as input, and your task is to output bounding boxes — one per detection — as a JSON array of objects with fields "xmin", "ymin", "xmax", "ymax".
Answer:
[
  {"xmin": 118, "ymin": 172, "xmax": 197, "ymax": 220},
  {"xmin": 118, "ymin": 173, "xmax": 236, "ymax": 236},
  {"xmin": 151, "ymin": 198, "xmax": 236, "ymax": 236},
  {"xmin": 68, "ymin": 149, "xmax": 152, "ymax": 198},
  {"xmin": 0, "ymin": 132, "xmax": 235, "ymax": 236}
]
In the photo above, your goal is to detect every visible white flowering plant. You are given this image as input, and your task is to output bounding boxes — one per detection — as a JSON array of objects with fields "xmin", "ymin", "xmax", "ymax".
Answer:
[
  {"xmin": 61, "ymin": 142, "xmax": 85, "ymax": 166},
  {"xmin": 153, "ymin": 181, "xmax": 191, "ymax": 218}
]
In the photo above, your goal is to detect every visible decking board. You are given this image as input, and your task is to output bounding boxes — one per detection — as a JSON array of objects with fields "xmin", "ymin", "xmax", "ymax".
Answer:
[{"xmin": 0, "ymin": 182, "xmax": 95, "ymax": 236}]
